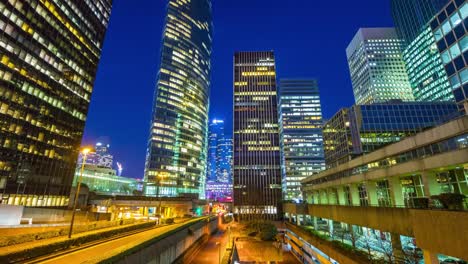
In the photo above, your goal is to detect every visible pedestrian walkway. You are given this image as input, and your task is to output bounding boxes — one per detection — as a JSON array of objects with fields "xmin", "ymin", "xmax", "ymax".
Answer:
[{"xmin": 190, "ymin": 227, "xmax": 228, "ymax": 264}]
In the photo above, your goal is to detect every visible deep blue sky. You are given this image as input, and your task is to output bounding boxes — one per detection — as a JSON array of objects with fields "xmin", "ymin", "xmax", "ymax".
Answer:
[{"xmin": 82, "ymin": 0, "xmax": 394, "ymax": 179}]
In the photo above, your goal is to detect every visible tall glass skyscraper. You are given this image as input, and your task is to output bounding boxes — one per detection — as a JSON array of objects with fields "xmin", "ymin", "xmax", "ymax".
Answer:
[
  {"xmin": 279, "ymin": 79, "xmax": 325, "ymax": 201},
  {"xmin": 144, "ymin": 0, "xmax": 213, "ymax": 199},
  {"xmin": 429, "ymin": 0, "xmax": 467, "ymax": 112},
  {"xmin": 233, "ymin": 51, "xmax": 282, "ymax": 220},
  {"xmin": 207, "ymin": 119, "xmax": 232, "ymax": 183},
  {"xmin": 0, "ymin": 0, "xmax": 112, "ymax": 207},
  {"xmin": 391, "ymin": 0, "xmax": 449, "ymax": 46},
  {"xmin": 346, "ymin": 28, "xmax": 414, "ymax": 104},
  {"xmin": 206, "ymin": 119, "xmax": 233, "ymax": 201},
  {"xmin": 207, "ymin": 119, "xmax": 224, "ymax": 182},
  {"xmin": 391, "ymin": 0, "xmax": 455, "ymax": 103}
]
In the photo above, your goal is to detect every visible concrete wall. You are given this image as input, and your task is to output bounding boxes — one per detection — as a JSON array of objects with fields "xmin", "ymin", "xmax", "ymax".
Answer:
[
  {"xmin": 0, "ymin": 205, "xmax": 23, "ymax": 225},
  {"xmin": 23, "ymin": 208, "xmax": 110, "ymax": 223},
  {"xmin": 110, "ymin": 217, "xmax": 219, "ymax": 264},
  {"xmin": 284, "ymin": 203, "xmax": 468, "ymax": 261}
]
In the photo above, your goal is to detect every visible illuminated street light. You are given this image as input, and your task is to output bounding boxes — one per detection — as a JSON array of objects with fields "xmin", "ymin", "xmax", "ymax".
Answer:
[{"xmin": 68, "ymin": 147, "xmax": 91, "ymax": 239}]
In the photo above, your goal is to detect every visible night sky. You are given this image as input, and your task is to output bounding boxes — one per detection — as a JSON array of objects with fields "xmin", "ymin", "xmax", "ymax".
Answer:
[{"xmin": 82, "ymin": 0, "xmax": 394, "ymax": 179}]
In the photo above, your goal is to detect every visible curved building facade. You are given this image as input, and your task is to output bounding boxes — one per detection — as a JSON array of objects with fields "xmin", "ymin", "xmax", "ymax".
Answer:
[{"xmin": 145, "ymin": 0, "xmax": 213, "ymax": 199}]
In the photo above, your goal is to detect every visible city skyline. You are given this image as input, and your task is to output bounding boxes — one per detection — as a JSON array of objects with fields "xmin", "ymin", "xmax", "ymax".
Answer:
[{"xmin": 82, "ymin": 0, "xmax": 395, "ymax": 179}]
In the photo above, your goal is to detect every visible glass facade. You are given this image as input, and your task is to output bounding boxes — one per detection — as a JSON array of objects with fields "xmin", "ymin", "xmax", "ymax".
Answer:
[
  {"xmin": 308, "ymin": 132, "xmax": 468, "ymax": 187},
  {"xmin": 73, "ymin": 164, "xmax": 139, "ymax": 196},
  {"xmin": 346, "ymin": 28, "xmax": 414, "ymax": 104},
  {"xmin": 403, "ymin": 27, "xmax": 454, "ymax": 102},
  {"xmin": 233, "ymin": 51, "xmax": 282, "ymax": 220},
  {"xmin": 391, "ymin": 0, "xmax": 449, "ymax": 45},
  {"xmin": 429, "ymin": 0, "xmax": 468, "ymax": 112},
  {"xmin": 0, "ymin": 0, "xmax": 112, "ymax": 207},
  {"xmin": 279, "ymin": 79, "xmax": 325, "ymax": 201},
  {"xmin": 144, "ymin": 0, "xmax": 213, "ymax": 199},
  {"xmin": 205, "ymin": 118, "xmax": 233, "ymax": 201},
  {"xmin": 392, "ymin": 0, "xmax": 454, "ymax": 103},
  {"xmin": 323, "ymin": 102, "xmax": 459, "ymax": 168}
]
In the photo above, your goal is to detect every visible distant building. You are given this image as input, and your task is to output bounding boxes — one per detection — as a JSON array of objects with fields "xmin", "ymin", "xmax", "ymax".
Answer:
[
  {"xmin": 279, "ymin": 79, "xmax": 325, "ymax": 201},
  {"xmin": 346, "ymin": 28, "xmax": 414, "ymax": 104},
  {"xmin": 205, "ymin": 181, "xmax": 233, "ymax": 202},
  {"xmin": 233, "ymin": 51, "xmax": 282, "ymax": 220},
  {"xmin": 206, "ymin": 119, "xmax": 233, "ymax": 200},
  {"xmin": 323, "ymin": 102, "xmax": 459, "ymax": 168},
  {"xmin": 429, "ymin": 0, "xmax": 468, "ymax": 112},
  {"xmin": 73, "ymin": 164, "xmax": 139, "ymax": 196},
  {"xmin": 392, "ymin": 0, "xmax": 454, "ymax": 103},
  {"xmin": 78, "ymin": 141, "xmax": 114, "ymax": 169}
]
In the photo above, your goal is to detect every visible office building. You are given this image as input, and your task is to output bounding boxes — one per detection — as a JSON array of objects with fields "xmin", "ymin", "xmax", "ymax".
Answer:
[
  {"xmin": 206, "ymin": 119, "xmax": 233, "ymax": 200},
  {"xmin": 279, "ymin": 79, "xmax": 325, "ymax": 201},
  {"xmin": 78, "ymin": 141, "xmax": 114, "ymax": 169},
  {"xmin": 217, "ymin": 137, "xmax": 233, "ymax": 183},
  {"xmin": 205, "ymin": 180, "xmax": 233, "ymax": 202},
  {"xmin": 284, "ymin": 116, "xmax": 468, "ymax": 264},
  {"xmin": 429, "ymin": 0, "xmax": 468, "ymax": 112},
  {"xmin": 346, "ymin": 28, "xmax": 414, "ymax": 104},
  {"xmin": 73, "ymin": 164, "xmax": 139, "ymax": 196},
  {"xmin": 391, "ymin": 0, "xmax": 449, "ymax": 46},
  {"xmin": 323, "ymin": 102, "xmax": 459, "ymax": 168},
  {"xmin": 233, "ymin": 51, "xmax": 282, "ymax": 220},
  {"xmin": 144, "ymin": 0, "xmax": 213, "ymax": 199},
  {"xmin": 0, "ymin": 0, "xmax": 113, "ymax": 207},
  {"xmin": 391, "ymin": 0, "xmax": 455, "ymax": 102}
]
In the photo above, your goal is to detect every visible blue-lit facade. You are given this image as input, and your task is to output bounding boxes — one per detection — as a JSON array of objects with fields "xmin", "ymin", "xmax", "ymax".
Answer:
[
  {"xmin": 391, "ymin": 0, "xmax": 455, "ymax": 103},
  {"xmin": 207, "ymin": 119, "xmax": 224, "ymax": 182},
  {"xmin": 144, "ymin": 0, "xmax": 213, "ymax": 199},
  {"xmin": 279, "ymin": 79, "xmax": 325, "ymax": 201},
  {"xmin": 205, "ymin": 119, "xmax": 233, "ymax": 201},
  {"xmin": 323, "ymin": 102, "xmax": 459, "ymax": 168},
  {"xmin": 391, "ymin": 0, "xmax": 449, "ymax": 46},
  {"xmin": 430, "ymin": 0, "xmax": 468, "ymax": 113}
]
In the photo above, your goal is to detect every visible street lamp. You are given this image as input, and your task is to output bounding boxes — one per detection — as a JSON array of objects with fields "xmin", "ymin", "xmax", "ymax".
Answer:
[
  {"xmin": 68, "ymin": 147, "xmax": 91, "ymax": 239},
  {"xmin": 156, "ymin": 173, "xmax": 166, "ymax": 221},
  {"xmin": 216, "ymin": 241, "xmax": 221, "ymax": 264}
]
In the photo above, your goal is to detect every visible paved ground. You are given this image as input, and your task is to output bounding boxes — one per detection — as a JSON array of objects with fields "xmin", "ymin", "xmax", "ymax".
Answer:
[
  {"xmin": 190, "ymin": 229, "xmax": 227, "ymax": 264},
  {"xmin": 190, "ymin": 221, "xmax": 301, "ymax": 264}
]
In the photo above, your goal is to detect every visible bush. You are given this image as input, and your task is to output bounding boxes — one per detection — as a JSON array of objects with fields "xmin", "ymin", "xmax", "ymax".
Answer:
[
  {"xmin": 245, "ymin": 220, "xmax": 278, "ymax": 241},
  {"xmin": 431, "ymin": 193, "xmax": 466, "ymax": 210},
  {"xmin": 164, "ymin": 218, "xmax": 174, "ymax": 224},
  {"xmin": 0, "ymin": 221, "xmax": 155, "ymax": 263}
]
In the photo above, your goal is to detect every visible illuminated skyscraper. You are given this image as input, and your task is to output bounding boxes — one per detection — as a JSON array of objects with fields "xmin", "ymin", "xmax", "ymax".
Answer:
[
  {"xmin": 429, "ymin": 0, "xmax": 468, "ymax": 112},
  {"xmin": 208, "ymin": 119, "xmax": 225, "ymax": 182},
  {"xmin": 0, "ymin": 0, "xmax": 113, "ymax": 207},
  {"xmin": 233, "ymin": 51, "xmax": 282, "ymax": 220},
  {"xmin": 391, "ymin": 0, "xmax": 449, "ymax": 46},
  {"xmin": 144, "ymin": 0, "xmax": 213, "ymax": 198},
  {"xmin": 279, "ymin": 79, "xmax": 325, "ymax": 201},
  {"xmin": 346, "ymin": 28, "xmax": 414, "ymax": 104},
  {"xmin": 391, "ymin": 0, "xmax": 454, "ymax": 102}
]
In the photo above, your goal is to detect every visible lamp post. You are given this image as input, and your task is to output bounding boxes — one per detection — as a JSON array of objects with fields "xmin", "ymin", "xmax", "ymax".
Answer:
[
  {"xmin": 68, "ymin": 148, "xmax": 90, "ymax": 239},
  {"xmin": 156, "ymin": 173, "xmax": 165, "ymax": 223},
  {"xmin": 216, "ymin": 241, "xmax": 221, "ymax": 264}
]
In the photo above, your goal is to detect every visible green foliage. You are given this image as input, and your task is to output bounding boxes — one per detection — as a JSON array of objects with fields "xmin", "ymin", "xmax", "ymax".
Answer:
[
  {"xmin": 245, "ymin": 220, "xmax": 278, "ymax": 241},
  {"xmin": 164, "ymin": 218, "xmax": 174, "ymax": 224},
  {"xmin": 0, "ymin": 221, "xmax": 156, "ymax": 263}
]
